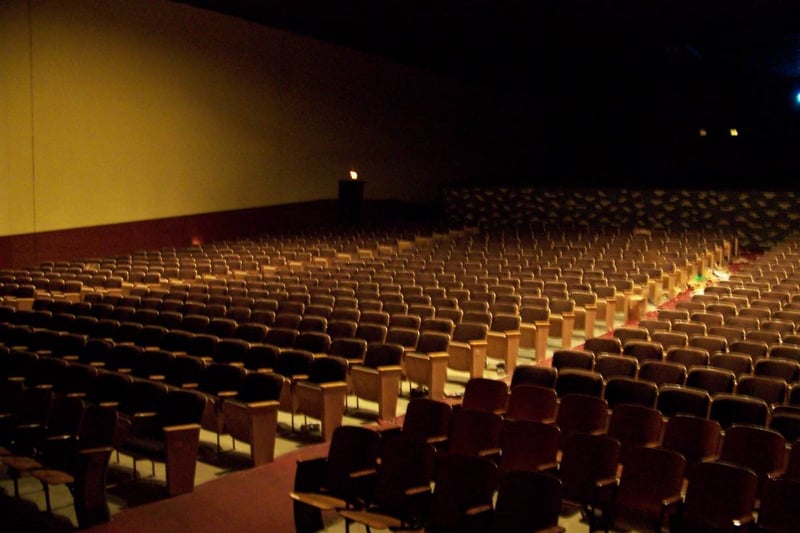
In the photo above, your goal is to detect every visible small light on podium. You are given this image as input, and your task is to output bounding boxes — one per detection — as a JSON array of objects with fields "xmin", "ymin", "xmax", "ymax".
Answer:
[{"xmin": 339, "ymin": 170, "xmax": 365, "ymax": 225}]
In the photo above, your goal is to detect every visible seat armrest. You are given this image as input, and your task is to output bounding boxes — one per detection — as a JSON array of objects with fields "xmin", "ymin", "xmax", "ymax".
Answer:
[
  {"xmin": 465, "ymin": 503, "xmax": 493, "ymax": 516},
  {"xmin": 536, "ymin": 461, "xmax": 559, "ymax": 473},
  {"xmin": 162, "ymin": 423, "xmax": 201, "ymax": 497},
  {"xmin": 316, "ymin": 381, "xmax": 348, "ymax": 391},
  {"xmin": 350, "ymin": 468, "xmax": 377, "ymax": 479},
  {"xmin": 732, "ymin": 512, "xmax": 755, "ymax": 529},
  {"xmin": 405, "ymin": 485, "xmax": 432, "ymax": 496}
]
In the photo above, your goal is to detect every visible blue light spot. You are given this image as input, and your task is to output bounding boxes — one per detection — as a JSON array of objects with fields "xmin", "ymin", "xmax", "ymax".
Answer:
[{"xmin": 796, "ymin": 91, "xmax": 800, "ymax": 104}]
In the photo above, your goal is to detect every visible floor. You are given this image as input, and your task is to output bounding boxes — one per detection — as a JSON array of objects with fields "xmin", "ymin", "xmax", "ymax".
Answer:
[{"xmin": 0, "ymin": 301, "xmax": 664, "ymax": 532}]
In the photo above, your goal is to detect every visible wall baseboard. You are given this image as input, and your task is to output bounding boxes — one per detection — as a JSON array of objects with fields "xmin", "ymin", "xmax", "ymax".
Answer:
[{"xmin": 0, "ymin": 199, "xmax": 439, "ymax": 269}]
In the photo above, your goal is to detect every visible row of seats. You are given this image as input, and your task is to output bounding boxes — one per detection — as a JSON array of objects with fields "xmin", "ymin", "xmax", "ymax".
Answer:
[
  {"xmin": 507, "ymin": 365, "xmax": 800, "ymax": 442},
  {"xmin": 294, "ymin": 398, "xmax": 800, "ymax": 533}
]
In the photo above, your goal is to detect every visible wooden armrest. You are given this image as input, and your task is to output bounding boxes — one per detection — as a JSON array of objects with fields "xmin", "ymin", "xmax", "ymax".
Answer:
[
  {"xmin": 465, "ymin": 503, "xmax": 493, "ymax": 516},
  {"xmin": 478, "ymin": 447, "xmax": 501, "ymax": 458},
  {"xmin": 163, "ymin": 423, "xmax": 202, "ymax": 433},
  {"xmin": 132, "ymin": 411, "xmax": 158, "ymax": 419},
  {"xmin": 536, "ymin": 461, "xmax": 559, "ymax": 473},
  {"xmin": 426, "ymin": 435, "xmax": 448, "ymax": 445},
  {"xmin": 375, "ymin": 365, "xmax": 403, "ymax": 374},
  {"xmin": 732, "ymin": 513, "xmax": 755, "ymax": 528},
  {"xmin": 311, "ymin": 381, "xmax": 348, "ymax": 391},
  {"xmin": 217, "ymin": 390, "xmax": 238, "ymax": 398},
  {"xmin": 243, "ymin": 400, "xmax": 280, "ymax": 410},
  {"xmin": 660, "ymin": 494, "xmax": 683, "ymax": 523},
  {"xmin": 405, "ymin": 485, "xmax": 432, "ymax": 496},
  {"xmin": 289, "ymin": 491, "xmax": 347, "ymax": 511},
  {"xmin": 468, "ymin": 340, "xmax": 488, "ymax": 348},
  {"xmin": 767, "ymin": 468, "xmax": 786, "ymax": 481},
  {"xmin": 45, "ymin": 434, "xmax": 74, "ymax": 443},
  {"xmin": 338, "ymin": 510, "xmax": 402, "ymax": 530},
  {"xmin": 15, "ymin": 422, "xmax": 44, "ymax": 431},
  {"xmin": 349, "ymin": 468, "xmax": 377, "ymax": 479},
  {"xmin": 595, "ymin": 477, "xmax": 617, "ymax": 489},
  {"xmin": 78, "ymin": 446, "xmax": 114, "ymax": 456}
]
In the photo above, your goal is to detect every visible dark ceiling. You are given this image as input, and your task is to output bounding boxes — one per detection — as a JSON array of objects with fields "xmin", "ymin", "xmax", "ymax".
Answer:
[
  {"xmin": 174, "ymin": 0, "xmax": 800, "ymax": 186},
  {"xmin": 175, "ymin": 1, "xmax": 800, "ymax": 81}
]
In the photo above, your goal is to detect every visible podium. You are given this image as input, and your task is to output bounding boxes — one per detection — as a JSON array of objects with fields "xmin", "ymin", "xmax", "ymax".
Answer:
[{"xmin": 338, "ymin": 179, "xmax": 365, "ymax": 225}]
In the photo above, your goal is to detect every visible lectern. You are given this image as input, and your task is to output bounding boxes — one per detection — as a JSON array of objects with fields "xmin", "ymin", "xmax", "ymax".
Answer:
[{"xmin": 338, "ymin": 177, "xmax": 365, "ymax": 225}]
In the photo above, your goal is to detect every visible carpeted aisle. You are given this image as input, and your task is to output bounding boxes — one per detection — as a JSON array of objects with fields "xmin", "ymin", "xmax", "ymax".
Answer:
[{"xmin": 85, "ymin": 441, "xmax": 331, "ymax": 533}]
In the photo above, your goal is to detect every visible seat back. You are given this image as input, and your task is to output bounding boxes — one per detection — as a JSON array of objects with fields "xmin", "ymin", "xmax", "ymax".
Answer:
[
  {"xmin": 606, "ymin": 403, "xmax": 663, "ymax": 463},
  {"xmin": 462, "ymin": 377, "xmax": 509, "ymax": 414},
  {"xmin": 719, "ymin": 424, "xmax": 786, "ymax": 494},
  {"xmin": 685, "ymin": 366, "xmax": 736, "ymax": 395},
  {"xmin": 415, "ymin": 331, "xmax": 450, "ymax": 354},
  {"xmin": 510, "ymin": 364, "xmax": 557, "ymax": 389},
  {"xmin": 362, "ymin": 342, "xmax": 403, "ymax": 368},
  {"xmin": 613, "ymin": 446, "xmax": 686, "ymax": 525},
  {"xmin": 499, "ymin": 420, "xmax": 560, "ymax": 474},
  {"xmin": 656, "ymin": 384, "xmax": 711, "ymax": 418},
  {"xmin": 594, "ymin": 354, "xmax": 638, "ymax": 380},
  {"xmin": 677, "ymin": 461, "xmax": 757, "ymax": 531},
  {"xmin": 583, "ymin": 336, "xmax": 622, "ymax": 356},
  {"xmin": 556, "ymin": 393, "xmax": 609, "ymax": 444},
  {"xmin": 324, "ymin": 426, "xmax": 381, "ymax": 498},
  {"xmin": 236, "ymin": 372, "xmax": 284, "ymax": 403},
  {"xmin": 491, "ymin": 471, "xmax": 563, "ymax": 533},
  {"xmin": 447, "ymin": 408, "xmax": 503, "ymax": 457},
  {"xmin": 603, "ymin": 377, "xmax": 658, "ymax": 409},
  {"xmin": 369, "ymin": 437, "xmax": 436, "ymax": 516},
  {"xmin": 558, "ymin": 433, "xmax": 620, "ymax": 506},
  {"xmin": 710, "ymin": 394, "xmax": 770, "ymax": 429},
  {"xmin": 757, "ymin": 478, "xmax": 800, "ymax": 533},
  {"xmin": 555, "ymin": 369, "xmax": 604, "ymax": 397},
  {"xmin": 552, "ymin": 349, "xmax": 595, "ymax": 371},
  {"xmin": 661, "ymin": 414, "xmax": 722, "ymax": 476},
  {"xmin": 430, "ymin": 453, "xmax": 497, "ymax": 532},
  {"xmin": 401, "ymin": 398, "xmax": 452, "ymax": 445},
  {"xmin": 505, "ymin": 384, "xmax": 558, "ymax": 423}
]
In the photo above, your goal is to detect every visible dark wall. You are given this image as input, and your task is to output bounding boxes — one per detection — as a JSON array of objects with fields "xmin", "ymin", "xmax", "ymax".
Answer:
[
  {"xmin": 0, "ymin": 198, "xmax": 439, "ymax": 269},
  {"xmin": 442, "ymin": 186, "xmax": 799, "ymax": 251}
]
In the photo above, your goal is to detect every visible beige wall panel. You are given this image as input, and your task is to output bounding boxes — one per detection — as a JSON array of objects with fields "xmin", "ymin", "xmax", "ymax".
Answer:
[
  {"xmin": 0, "ymin": 0, "xmax": 483, "ymax": 235},
  {"xmin": 0, "ymin": 1, "xmax": 35, "ymax": 235}
]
